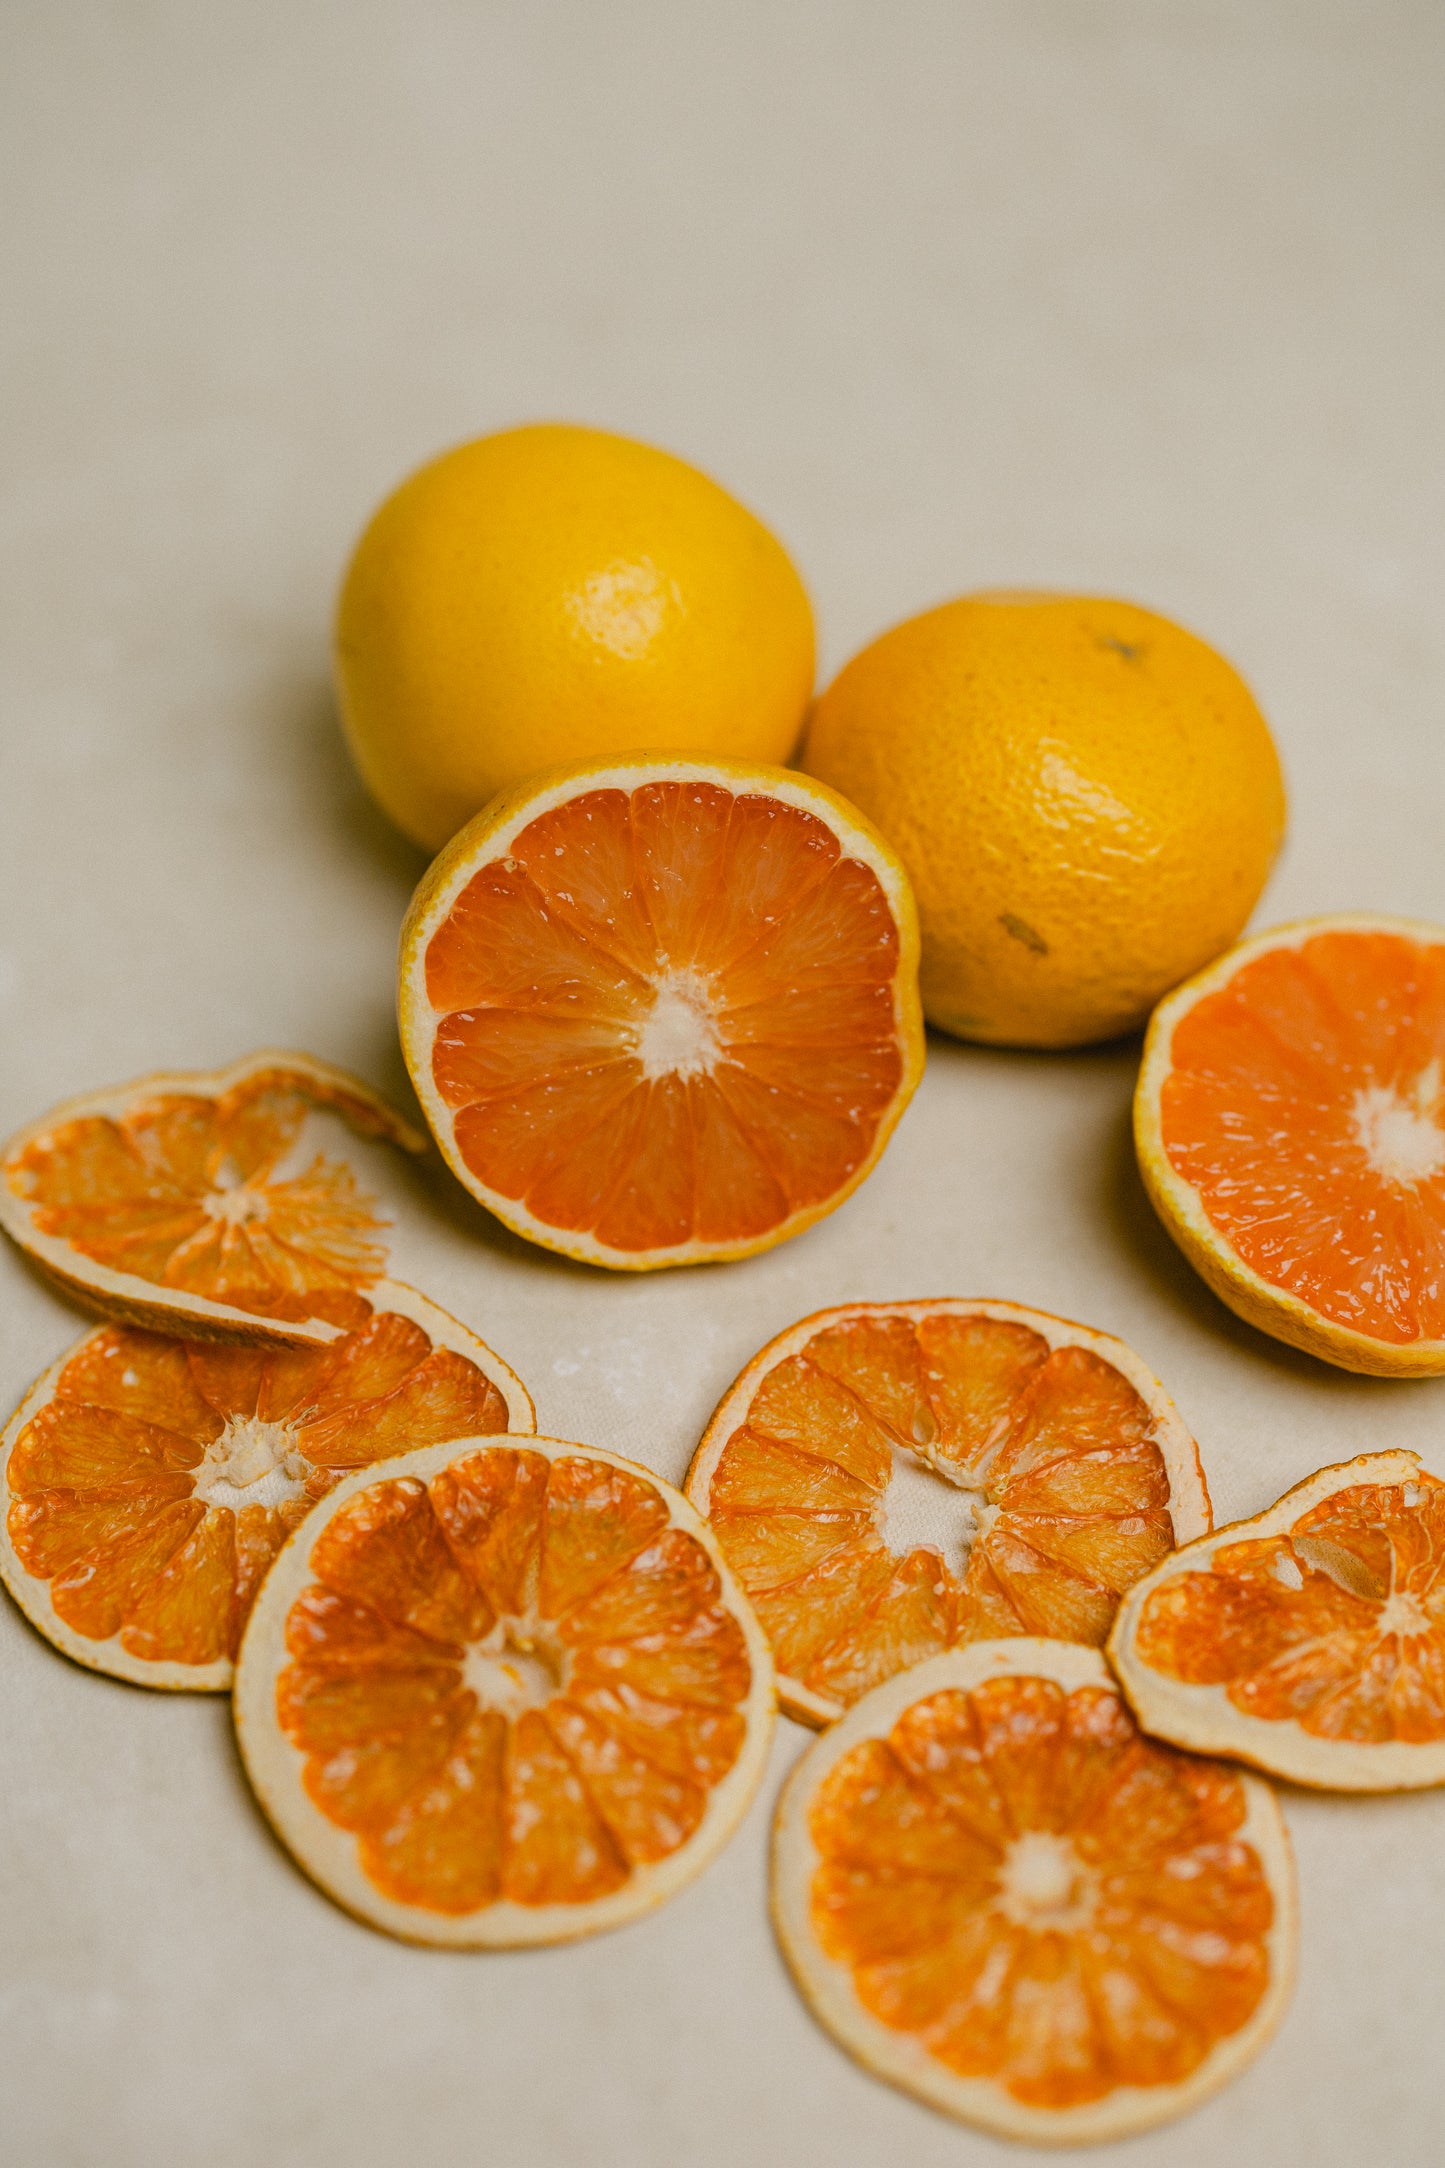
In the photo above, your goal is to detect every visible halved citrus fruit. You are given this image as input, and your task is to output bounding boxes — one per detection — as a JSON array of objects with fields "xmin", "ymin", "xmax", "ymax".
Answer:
[
  {"xmin": 0, "ymin": 1280, "xmax": 532, "ymax": 1689},
  {"xmin": 0, "ymin": 1051, "xmax": 427, "ymax": 1346},
  {"xmin": 397, "ymin": 754, "xmax": 924, "ymax": 1269},
  {"xmin": 1110, "ymin": 1449, "xmax": 1445, "ymax": 1789},
  {"xmin": 1137, "ymin": 915, "xmax": 1445, "ymax": 1375},
  {"xmin": 234, "ymin": 1435, "xmax": 774, "ymax": 1944},
  {"xmin": 772, "ymin": 1639, "xmax": 1295, "ymax": 2144},
  {"xmin": 685, "ymin": 1300, "xmax": 1210, "ymax": 1725}
]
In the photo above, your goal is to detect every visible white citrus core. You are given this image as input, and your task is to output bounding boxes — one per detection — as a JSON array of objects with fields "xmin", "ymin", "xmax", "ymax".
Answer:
[
  {"xmin": 878, "ymin": 1448, "xmax": 988, "ymax": 1576},
  {"xmin": 635, "ymin": 969, "xmax": 722, "ymax": 1082},
  {"xmin": 1354, "ymin": 1066, "xmax": 1445, "ymax": 1185},
  {"xmin": 461, "ymin": 1620, "xmax": 567, "ymax": 1719},
  {"xmin": 202, "ymin": 1180, "xmax": 267, "ymax": 1226},
  {"xmin": 996, "ymin": 1831, "xmax": 1097, "ymax": 1933},
  {"xmin": 192, "ymin": 1415, "xmax": 309, "ymax": 1509}
]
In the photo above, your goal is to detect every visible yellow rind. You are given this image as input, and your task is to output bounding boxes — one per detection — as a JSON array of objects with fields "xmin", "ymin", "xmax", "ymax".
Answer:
[
  {"xmin": 398, "ymin": 752, "xmax": 926, "ymax": 1272},
  {"xmin": 771, "ymin": 1639, "xmax": 1297, "ymax": 2144},
  {"xmin": 1136, "ymin": 914, "xmax": 1445, "ymax": 1377}
]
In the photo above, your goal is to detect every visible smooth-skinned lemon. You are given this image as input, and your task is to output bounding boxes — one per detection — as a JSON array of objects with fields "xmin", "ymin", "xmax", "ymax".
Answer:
[
  {"xmin": 335, "ymin": 423, "xmax": 816, "ymax": 851},
  {"xmin": 802, "ymin": 592, "xmax": 1287, "ymax": 1049}
]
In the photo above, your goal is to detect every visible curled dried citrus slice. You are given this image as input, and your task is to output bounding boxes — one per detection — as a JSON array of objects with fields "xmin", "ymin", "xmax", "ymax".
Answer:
[
  {"xmin": 772, "ymin": 1639, "xmax": 1295, "ymax": 2144},
  {"xmin": 0, "ymin": 1280, "xmax": 531, "ymax": 1689},
  {"xmin": 685, "ymin": 1300, "xmax": 1210, "ymax": 1725},
  {"xmin": 397, "ymin": 754, "xmax": 924, "ymax": 1269},
  {"xmin": 1, "ymin": 1050, "xmax": 427, "ymax": 1346},
  {"xmin": 1109, "ymin": 1450, "xmax": 1445, "ymax": 1789},
  {"xmin": 1137, "ymin": 915, "xmax": 1445, "ymax": 1375},
  {"xmin": 234, "ymin": 1436, "xmax": 774, "ymax": 1944}
]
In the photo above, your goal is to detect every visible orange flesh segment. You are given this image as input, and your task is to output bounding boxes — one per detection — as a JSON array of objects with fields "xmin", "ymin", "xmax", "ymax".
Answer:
[
  {"xmin": 423, "ymin": 784, "xmax": 904, "ymax": 1253},
  {"xmin": 809, "ymin": 1678, "xmax": 1273, "ymax": 2109},
  {"xmin": 275, "ymin": 1448, "xmax": 751, "ymax": 1915},
  {"xmin": 707, "ymin": 1314, "xmax": 1177, "ymax": 1708},
  {"xmin": 1135, "ymin": 1472, "xmax": 1445, "ymax": 1743},
  {"xmin": 1159, "ymin": 930, "xmax": 1445, "ymax": 1344},
  {"xmin": 8, "ymin": 1068, "xmax": 394, "ymax": 1325},
  {"xmin": 6, "ymin": 1314, "xmax": 509, "ymax": 1668}
]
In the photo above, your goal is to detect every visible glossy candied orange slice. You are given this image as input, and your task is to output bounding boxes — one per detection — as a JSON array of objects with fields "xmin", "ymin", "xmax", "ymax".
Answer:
[
  {"xmin": 0, "ymin": 1279, "xmax": 531, "ymax": 1689},
  {"xmin": 1110, "ymin": 1450, "xmax": 1445, "ymax": 1789},
  {"xmin": 233, "ymin": 1436, "xmax": 774, "ymax": 1944},
  {"xmin": 685, "ymin": 1300, "xmax": 1210, "ymax": 1725},
  {"xmin": 0, "ymin": 1050, "xmax": 427, "ymax": 1346},
  {"xmin": 771, "ymin": 1640, "xmax": 1295, "ymax": 2143},
  {"xmin": 1137, "ymin": 916, "xmax": 1445, "ymax": 1375},
  {"xmin": 397, "ymin": 754, "xmax": 924, "ymax": 1269}
]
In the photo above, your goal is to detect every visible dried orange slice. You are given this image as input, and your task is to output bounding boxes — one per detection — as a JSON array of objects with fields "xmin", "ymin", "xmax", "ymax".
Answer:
[
  {"xmin": 685, "ymin": 1300, "xmax": 1210, "ymax": 1725},
  {"xmin": 1137, "ymin": 915, "xmax": 1445, "ymax": 1375},
  {"xmin": 234, "ymin": 1436, "xmax": 774, "ymax": 1944},
  {"xmin": 772, "ymin": 1639, "xmax": 1295, "ymax": 2143},
  {"xmin": 397, "ymin": 754, "xmax": 924, "ymax": 1269},
  {"xmin": 1110, "ymin": 1450, "xmax": 1445, "ymax": 1789},
  {"xmin": 0, "ymin": 1050, "xmax": 427, "ymax": 1346},
  {"xmin": 0, "ymin": 1280, "xmax": 531, "ymax": 1689}
]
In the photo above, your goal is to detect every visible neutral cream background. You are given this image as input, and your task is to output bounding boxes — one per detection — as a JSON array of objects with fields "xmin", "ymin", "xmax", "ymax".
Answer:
[{"xmin": 3, "ymin": 4, "xmax": 1444, "ymax": 2161}]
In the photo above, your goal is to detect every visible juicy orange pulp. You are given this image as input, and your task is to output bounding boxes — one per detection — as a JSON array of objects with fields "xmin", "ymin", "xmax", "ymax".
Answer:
[
  {"xmin": 276, "ymin": 1448, "xmax": 752, "ymax": 1913},
  {"xmin": 421, "ymin": 780, "xmax": 910, "ymax": 1255},
  {"xmin": 1159, "ymin": 928, "xmax": 1445, "ymax": 1346},
  {"xmin": 10, "ymin": 1071, "xmax": 390, "ymax": 1327},
  {"xmin": 810, "ymin": 1675, "xmax": 1274, "ymax": 2108},
  {"xmin": 7, "ymin": 1314, "xmax": 509, "ymax": 1666},
  {"xmin": 706, "ymin": 1313, "xmax": 1180, "ymax": 1709},
  {"xmin": 1136, "ymin": 1470, "xmax": 1445, "ymax": 1744}
]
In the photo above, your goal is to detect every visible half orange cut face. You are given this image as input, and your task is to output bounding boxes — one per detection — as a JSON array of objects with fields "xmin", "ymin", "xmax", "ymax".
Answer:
[
  {"xmin": 0, "ymin": 1051, "xmax": 427, "ymax": 1345},
  {"xmin": 397, "ymin": 756, "xmax": 924, "ymax": 1269},
  {"xmin": 1110, "ymin": 1450, "xmax": 1445, "ymax": 1789},
  {"xmin": 685, "ymin": 1300, "xmax": 1210, "ymax": 1724},
  {"xmin": 1137, "ymin": 916, "xmax": 1445, "ymax": 1374},
  {"xmin": 233, "ymin": 1436, "xmax": 775, "ymax": 1943},
  {"xmin": 771, "ymin": 1640, "xmax": 1296, "ymax": 2143},
  {"xmin": 0, "ymin": 1280, "xmax": 532, "ymax": 1689}
]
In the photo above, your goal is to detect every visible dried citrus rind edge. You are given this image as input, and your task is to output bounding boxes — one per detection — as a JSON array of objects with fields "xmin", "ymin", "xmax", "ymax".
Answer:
[
  {"xmin": 232, "ymin": 1432, "xmax": 777, "ymax": 1946},
  {"xmin": 0, "ymin": 1277, "xmax": 535, "ymax": 1694},
  {"xmin": 396, "ymin": 752, "xmax": 927, "ymax": 1273},
  {"xmin": 684, "ymin": 1297, "xmax": 1213, "ymax": 1729},
  {"xmin": 1109, "ymin": 1448, "xmax": 1445, "ymax": 1790},
  {"xmin": 771, "ymin": 1638, "xmax": 1297, "ymax": 2146},
  {"xmin": 1135, "ymin": 914, "xmax": 1445, "ymax": 1378},
  {"xmin": 0, "ymin": 1048, "xmax": 429, "ymax": 1349}
]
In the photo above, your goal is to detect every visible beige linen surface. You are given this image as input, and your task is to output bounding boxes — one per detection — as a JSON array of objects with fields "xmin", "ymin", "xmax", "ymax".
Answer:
[{"xmin": 3, "ymin": 4, "xmax": 1444, "ymax": 2163}]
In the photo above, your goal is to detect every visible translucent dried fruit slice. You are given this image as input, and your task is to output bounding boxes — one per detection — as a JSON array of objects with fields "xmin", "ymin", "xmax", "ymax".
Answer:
[
  {"xmin": 233, "ymin": 1436, "xmax": 774, "ymax": 1944},
  {"xmin": 1109, "ymin": 1449, "xmax": 1445, "ymax": 1789},
  {"xmin": 397, "ymin": 754, "xmax": 924, "ymax": 1270},
  {"xmin": 1136, "ymin": 915, "xmax": 1445, "ymax": 1375},
  {"xmin": 686, "ymin": 1299, "xmax": 1210, "ymax": 1725},
  {"xmin": 0, "ymin": 1050, "xmax": 427, "ymax": 1346},
  {"xmin": 0, "ymin": 1279, "xmax": 532, "ymax": 1689},
  {"xmin": 772, "ymin": 1639, "xmax": 1295, "ymax": 2144}
]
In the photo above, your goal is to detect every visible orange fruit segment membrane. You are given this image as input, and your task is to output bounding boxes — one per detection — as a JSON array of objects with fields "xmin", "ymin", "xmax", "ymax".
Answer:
[
  {"xmin": 1136, "ymin": 917, "xmax": 1445, "ymax": 1375},
  {"xmin": 1110, "ymin": 1450, "xmax": 1445, "ymax": 1790},
  {"xmin": 232, "ymin": 1437, "xmax": 775, "ymax": 1945},
  {"xmin": 397, "ymin": 756, "xmax": 924, "ymax": 1270},
  {"xmin": 0, "ymin": 1281, "xmax": 533, "ymax": 1689},
  {"xmin": 771, "ymin": 1642, "xmax": 1296, "ymax": 2144},
  {"xmin": 0, "ymin": 1051, "xmax": 428, "ymax": 1346},
  {"xmin": 685, "ymin": 1300, "xmax": 1210, "ymax": 1725}
]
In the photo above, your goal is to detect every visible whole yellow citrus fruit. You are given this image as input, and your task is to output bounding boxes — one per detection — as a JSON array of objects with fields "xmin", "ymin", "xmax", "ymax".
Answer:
[
  {"xmin": 334, "ymin": 423, "xmax": 816, "ymax": 850},
  {"xmin": 801, "ymin": 593, "xmax": 1287, "ymax": 1048}
]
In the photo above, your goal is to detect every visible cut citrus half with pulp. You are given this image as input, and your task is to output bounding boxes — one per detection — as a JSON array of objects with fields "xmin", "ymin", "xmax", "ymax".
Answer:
[
  {"xmin": 234, "ymin": 1435, "xmax": 774, "ymax": 1944},
  {"xmin": 685, "ymin": 1300, "xmax": 1210, "ymax": 1725},
  {"xmin": 772, "ymin": 1639, "xmax": 1295, "ymax": 2144},
  {"xmin": 397, "ymin": 754, "xmax": 924, "ymax": 1269},
  {"xmin": 1110, "ymin": 1450, "xmax": 1445, "ymax": 1789},
  {"xmin": 1137, "ymin": 915, "xmax": 1445, "ymax": 1375},
  {"xmin": 0, "ymin": 1050, "xmax": 427, "ymax": 1346},
  {"xmin": 0, "ymin": 1279, "xmax": 532, "ymax": 1690}
]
